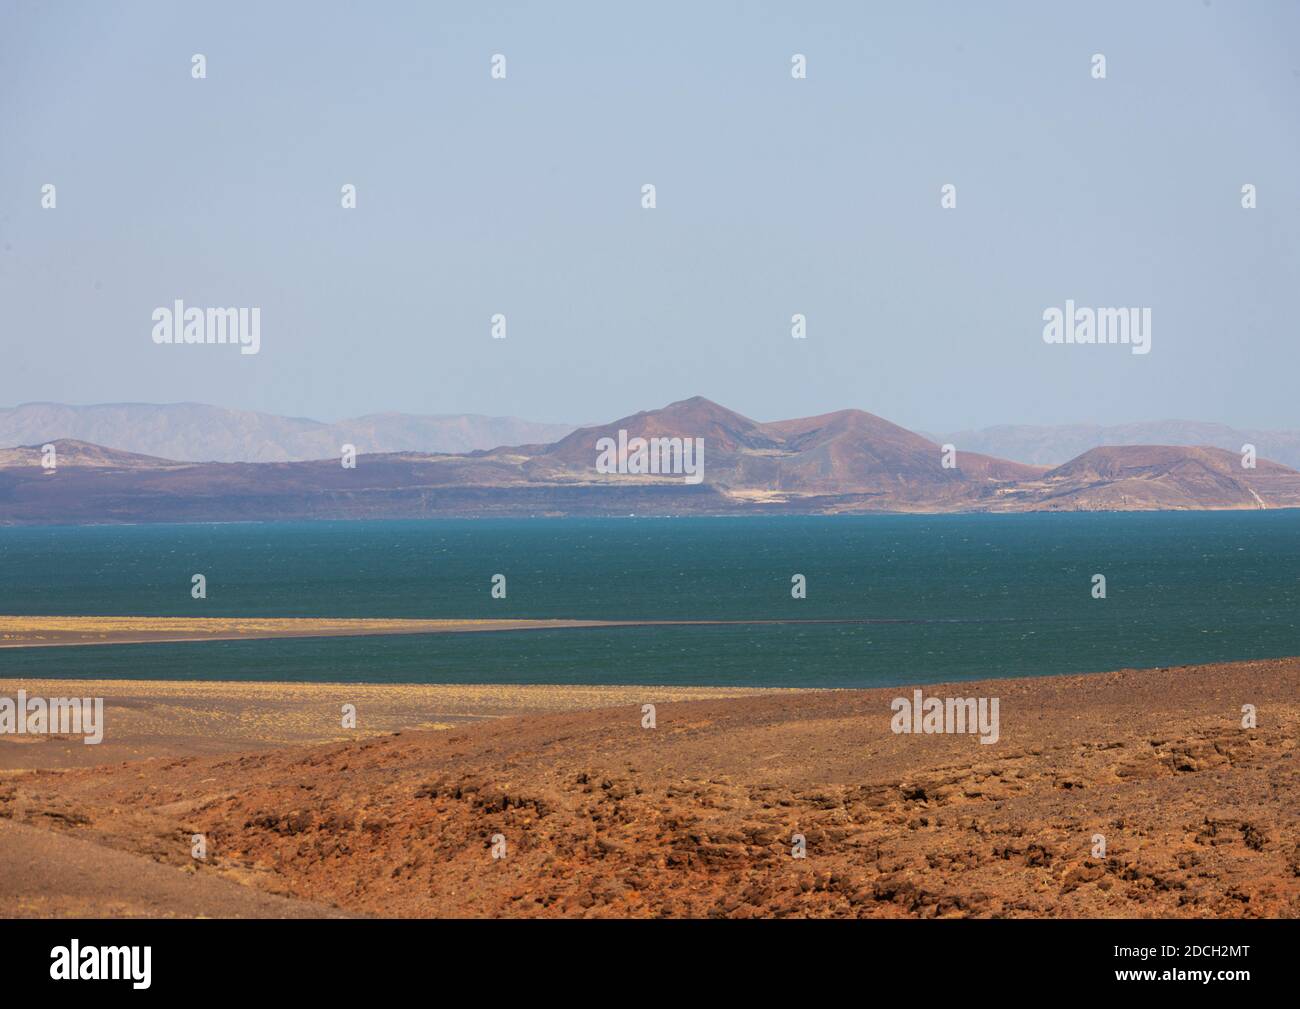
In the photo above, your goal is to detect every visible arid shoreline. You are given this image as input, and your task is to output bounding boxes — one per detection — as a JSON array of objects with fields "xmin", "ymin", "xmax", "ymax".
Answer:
[
  {"xmin": 0, "ymin": 679, "xmax": 792, "ymax": 768},
  {"xmin": 1, "ymin": 659, "xmax": 1297, "ymax": 918},
  {"xmin": 0, "ymin": 614, "xmax": 899, "ymax": 648}
]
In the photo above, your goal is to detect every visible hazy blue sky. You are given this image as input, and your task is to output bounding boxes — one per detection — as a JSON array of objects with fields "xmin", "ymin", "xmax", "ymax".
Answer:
[{"xmin": 2, "ymin": 0, "xmax": 1297, "ymax": 430}]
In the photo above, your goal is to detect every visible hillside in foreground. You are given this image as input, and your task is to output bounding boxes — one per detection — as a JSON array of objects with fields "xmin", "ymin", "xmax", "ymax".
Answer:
[{"xmin": 2, "ymin": 658, "xmax": 1296, "ymax": 918}]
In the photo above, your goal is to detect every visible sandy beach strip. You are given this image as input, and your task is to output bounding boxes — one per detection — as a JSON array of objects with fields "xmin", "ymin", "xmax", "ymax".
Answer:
[
  {"xmin": 0, "ymin": 614, "xmax": 892, "ymax": 649},
  {"xmin": 0, "ymin": 615, "xmax": 631, "ymax": 648}
]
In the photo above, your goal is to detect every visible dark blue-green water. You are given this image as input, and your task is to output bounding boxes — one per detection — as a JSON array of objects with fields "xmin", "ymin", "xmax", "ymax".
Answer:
[{"xmin": 1, "ymin": 514, "xmax": 1297, "ymax": 688}]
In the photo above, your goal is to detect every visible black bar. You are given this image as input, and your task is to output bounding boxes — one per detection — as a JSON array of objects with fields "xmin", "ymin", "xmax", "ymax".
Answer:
[{"xmin": 0, "ymin": 918, "xmax": 1285, "ymax": 995}]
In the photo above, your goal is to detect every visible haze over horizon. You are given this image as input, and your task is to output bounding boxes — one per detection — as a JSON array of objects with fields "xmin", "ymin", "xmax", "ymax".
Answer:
[
  {"xmin": 3, "ymin": 1, "xmax": 1298, "ymax": 431},
  {"xmin": 8, "ymin": 394, "xmax": 1300, "ymax": 436}
]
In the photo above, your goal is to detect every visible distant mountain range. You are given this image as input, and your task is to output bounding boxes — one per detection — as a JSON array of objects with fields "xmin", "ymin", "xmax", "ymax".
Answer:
[
  {"xmin": 0, "ymin": 402, "xmax": 577, "ymax": 462},
  {"xmin": 932, "ymin": 420, "xmax": 1300, "ymax": 471},
  {"xmin": 8, "ymin": 402, "xmax": 1299, "ymax": 474},
  {"xmin": 3, "ymin": 397, "xmax": 1300, "ymax": 523}
]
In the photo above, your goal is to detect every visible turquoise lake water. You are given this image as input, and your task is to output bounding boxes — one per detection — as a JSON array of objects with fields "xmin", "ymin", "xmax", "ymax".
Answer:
[{"xmin": 1, "ymin": 513, "xmax": 1297, "ymax": 688}]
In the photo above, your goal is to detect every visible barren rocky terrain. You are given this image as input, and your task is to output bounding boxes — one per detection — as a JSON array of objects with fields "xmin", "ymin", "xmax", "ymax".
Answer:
[{"xmin": 1, "ymin": 659, "xmax": 1296, "ymax": 918}]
